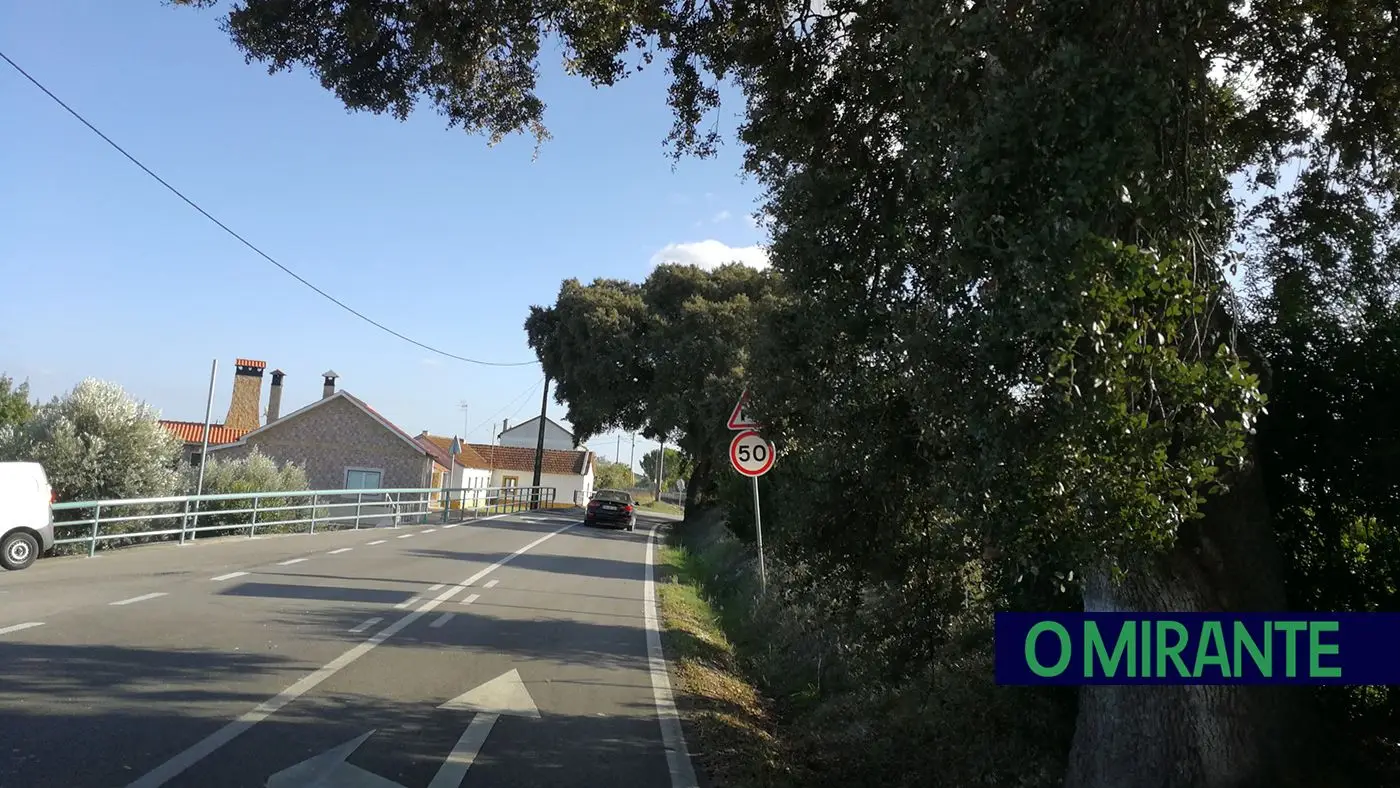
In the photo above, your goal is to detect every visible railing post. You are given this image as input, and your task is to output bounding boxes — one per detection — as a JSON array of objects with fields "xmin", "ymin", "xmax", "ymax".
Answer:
[
  {"xmin": 87, "ymin": 504, "xmax": 102, "ymax": 558},
  {"xmin": 179, "ymin": 499, "xmax": 191, "ymax": 545},
  {"xmin": 250, "ymin": 496, "xmax": 260, "ymax": 537},
  {"xmin": 354, "ymin": 492, "xmax": 363, "ymax": 530},
  {"xmin": 309, "ymin": 493, "xmax": 318, "ymax": 535},
  {"xmin": 393, "ymin": 493, "xmax": 400, "ymax": 527}
]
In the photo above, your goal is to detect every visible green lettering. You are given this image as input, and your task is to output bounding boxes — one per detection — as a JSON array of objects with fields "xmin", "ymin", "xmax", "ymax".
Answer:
[
  {"xmin": 1194, "ymin": 621, "xmax": 1231, "ymax": 678},
  {"xmin": 1086, "ymin": 621, "xmax": 1135, "ymax": 678},
  {"xmin": 1026, "ymin": 622, "xmax": 1071, "ymax": 677},
  {"xmin": 1233, "ymin": 621, "xmax": 1272, "ymax": 677},
  {"xmin": 1275, "ymin": 621, "xmax": 1307, "ymax": 677},
  {"xmin": 1309, "ymin": 621, "xmax": 1342, "ymax": 678},
  {"xmin": 1156, "ymin": 621, "xmax": 1191, "ymax": 678},
  {"xmin": 1141, "ymin": 619, "xmax": 1152, "ymax": 677}
]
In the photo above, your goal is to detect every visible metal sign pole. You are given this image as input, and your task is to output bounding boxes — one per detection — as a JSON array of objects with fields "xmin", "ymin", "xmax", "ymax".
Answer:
[{"xmin": 752, "ymin": 475, "xmax": 766, "ymax": 593}]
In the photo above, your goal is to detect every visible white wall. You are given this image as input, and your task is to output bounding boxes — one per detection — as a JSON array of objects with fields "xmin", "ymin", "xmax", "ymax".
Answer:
[
  {"xmin": 498, "ymin": 418, "xmax": 576, "ymax": 451},
  {"xmin": 489, "ymin": 467, "xmax": 593, "ymax": 507}
]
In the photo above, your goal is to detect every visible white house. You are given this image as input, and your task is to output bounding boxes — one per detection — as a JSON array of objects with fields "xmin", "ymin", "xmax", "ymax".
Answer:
[
  {"xmin": 419, "ymin": 433, "xmax": 594, "ymax": 508},
  {"xmin": 497, "ymin": 416, "xmax": 577, "ymax": 451}
]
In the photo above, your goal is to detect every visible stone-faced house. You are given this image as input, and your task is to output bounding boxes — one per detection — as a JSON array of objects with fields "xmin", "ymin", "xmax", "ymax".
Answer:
[{"xmin": 206, "ymin": 372, "xmax": 436, "ymax": 491}]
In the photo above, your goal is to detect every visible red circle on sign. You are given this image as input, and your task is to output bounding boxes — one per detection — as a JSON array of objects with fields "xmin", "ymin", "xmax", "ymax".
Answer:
[{"xmin": 729, "ymin": 430, "xmax": 776, "ymax": 477}]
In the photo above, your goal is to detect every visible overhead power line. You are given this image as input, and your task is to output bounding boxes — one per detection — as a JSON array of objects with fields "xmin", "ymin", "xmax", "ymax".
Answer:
[{"xmin": 0, "ymin": 49, "xmax": 538, "ymax": 368}]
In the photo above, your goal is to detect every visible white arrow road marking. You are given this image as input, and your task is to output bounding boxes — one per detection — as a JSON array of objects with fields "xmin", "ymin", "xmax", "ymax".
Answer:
[
  {"xmin": 265, "ymin": 730, "xmax": 401, "ymax": 788},
  {"xmin": 263, "ymin": 670, "xmax": 541, "ymax": 788},
  {"xmin": 429, "ymin": 669, "xmax": 541, "ymax": 788},
  {"xmin": 128, "ymin": 522, "xmax": 573, "ymax": 788}
]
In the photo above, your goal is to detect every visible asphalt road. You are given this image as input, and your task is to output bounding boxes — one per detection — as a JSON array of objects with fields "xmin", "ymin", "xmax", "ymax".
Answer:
[{"xmin": 0, "ymin": 510, "xmax": 697, "ymax": 788}]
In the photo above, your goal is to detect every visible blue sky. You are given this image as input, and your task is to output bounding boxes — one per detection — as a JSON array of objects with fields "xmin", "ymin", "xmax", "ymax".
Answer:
[{"xmin": 0, "ymin": 0, "xmax": 769, "ymax": 471}]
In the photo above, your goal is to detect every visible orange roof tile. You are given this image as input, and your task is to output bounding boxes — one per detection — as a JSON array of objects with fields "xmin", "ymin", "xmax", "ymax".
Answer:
[
  {"xmin": 466, "ymin": 442, "xmax": 592, "ymax": 476},
  {"xmin": 421, "ymin": 435, "xmax": 491, "ymax": 468},
  {"xmin": 235, "ymin": 359, "xmax": 267, "ymax": 369},
  {"xmin": 159, "ymin": 420, "xmax": 250, "ymax": 445}
]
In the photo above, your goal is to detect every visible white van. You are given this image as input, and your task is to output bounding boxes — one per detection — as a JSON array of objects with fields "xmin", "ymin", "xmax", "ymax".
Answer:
[{"xmin": 0, "ymin": 462, "xmax": 56, "ymax": 571}]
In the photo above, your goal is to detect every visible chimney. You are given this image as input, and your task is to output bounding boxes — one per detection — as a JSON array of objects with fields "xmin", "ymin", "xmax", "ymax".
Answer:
[
  {"xmin": 322, "ymin": 370, "xmax": 339, "ymax": 400},
  {"xmin": 502, "ymin": 418, "xmax": 509, "ymax": 433},
  {"xmin": 223, "ymin": 358, "xmax": 266, "ymax": 432},
  {"xmin": 267, "ymin": 369, "xmax": 285, "ymax": 422}
]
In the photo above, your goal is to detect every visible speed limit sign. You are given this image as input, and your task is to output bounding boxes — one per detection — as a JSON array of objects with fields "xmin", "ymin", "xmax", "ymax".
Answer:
[{"xmin": 729, "ymin": 429, "xmax": 776, "ymax": 477}]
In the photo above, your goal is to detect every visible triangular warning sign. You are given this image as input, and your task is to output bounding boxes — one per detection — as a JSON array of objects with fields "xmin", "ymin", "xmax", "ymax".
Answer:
[{"xmin": 727, "ymin": 390, "xmax": 760, "ymax": 430}]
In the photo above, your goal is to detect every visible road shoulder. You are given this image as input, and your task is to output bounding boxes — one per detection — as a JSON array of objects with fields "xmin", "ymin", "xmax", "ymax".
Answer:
[{"xmin": 653, "ymin": 518, "xmax": 787, "ymax": 788}]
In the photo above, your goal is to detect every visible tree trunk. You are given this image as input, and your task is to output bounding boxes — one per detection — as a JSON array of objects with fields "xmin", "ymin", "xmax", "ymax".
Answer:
[
  {"xmin": 1065, "ymin": 443, "xmax": 1308, "ymax": 788},
  {"xmin": 685, "ymin": 452, "xmax": 714, "ymax": 512}
]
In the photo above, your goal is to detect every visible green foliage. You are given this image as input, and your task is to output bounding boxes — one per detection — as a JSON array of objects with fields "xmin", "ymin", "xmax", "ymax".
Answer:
[
  {"xmin": 0, "ymin": 378, "xmax": 183, "ymax": 501},
  {"xmin": 592, "ymin": 458, "xmax": 635, "ymax": 491},
  {"xmin": 640, "ymin": 447, "xmax": 690, "ymax": 490},
  {"xmin": 184, "ymin": 448, "xmax": 311, "ymax": 536},
  {"xmin": 525, "ymin": 263, "xmax": 782, "ymax": 505},
  {"xmin": 0, "ymin": 374, "xmax": 34, "ymax": 431}
]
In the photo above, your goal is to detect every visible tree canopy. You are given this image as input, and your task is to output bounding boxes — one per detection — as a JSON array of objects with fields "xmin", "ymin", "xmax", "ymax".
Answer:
[{"xmin": 175, "ymin": 0, "xmax": 1400, "ymax": 785}]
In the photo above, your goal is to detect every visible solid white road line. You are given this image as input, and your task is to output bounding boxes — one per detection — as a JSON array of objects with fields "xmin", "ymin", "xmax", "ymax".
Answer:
[
  {"xmin": 427, "ymin": 584, "xmax": 444, "ymax": 592},
  {"xmin": 276, "ymin": 558, "xmax": 307, "ymax": 566},
  {"xmin": 111, "ymin": 592, "xmax": 167, "ymax": 607},
  {"xmin": 394, "ymin": 597, "xmax": 421, "ymax": 610},
  {"xmin": 643, "ymin": 523, "xmax": 699, "ymax": 788},
  {"xmin": 211, "ymin": 571, "xmax": 248, "ymax": 582},
  {"xmin": 0, "ymin": 622, "xmax": 44, "ymax": 635},
  {"xmin": 328, "ymin": 548, "xmax": 352, "ymax": 555},
  {"xmin": 484, "ymin": 579, "xmax": 499, "ymax": 589},
  {"xmin": 461, "ymin": 594, "xmax": 480, "ymax": 606},
  {"xmin": 348, "ymin": 617, "xmax": 381, "ymax": 634},
  {"xmin": 127, "ymin": 519, "xmax": 576, "ymax": 788},
  {"xmin": 367, "ymin": 540, "xmax": 387, "ymax": 546},
  {"xmin": 430, "ymin": 612, "xmax": 454, "ymax": 628}
]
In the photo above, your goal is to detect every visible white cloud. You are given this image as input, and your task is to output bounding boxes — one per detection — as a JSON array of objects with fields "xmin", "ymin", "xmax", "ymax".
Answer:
[
  {"xmin": 712, "ymin": 210, "xmax": 732, "ymax": 223},
  {"xmin": 650, "ymin": 240, "xmax": 770, "ymax": 271}
]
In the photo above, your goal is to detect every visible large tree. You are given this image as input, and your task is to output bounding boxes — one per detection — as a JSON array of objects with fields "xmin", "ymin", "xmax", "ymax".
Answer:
[
  {"xmin": 524, "ymin": 262, "xmax": 779, "ymax": 509},
  {"xmin": 175, "ymin": 1, "xmax": 1400, "ymax": 785}
]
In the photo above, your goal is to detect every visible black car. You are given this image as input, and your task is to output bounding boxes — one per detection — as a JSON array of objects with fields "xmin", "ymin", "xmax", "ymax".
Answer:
[{"xmin": 585, "ymin": 489, "xmax": 637, "ymax": 531}]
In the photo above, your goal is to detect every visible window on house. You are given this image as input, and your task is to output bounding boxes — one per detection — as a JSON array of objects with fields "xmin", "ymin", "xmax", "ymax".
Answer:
[
  {"xmin": 345, "ymin": 469, "xmax": 383, "ymax": 490},
  {"xmin": 502, "ymin": 476, "xmax": 518, "ymax": 488},
  {"xmin": 190, "ymin": 452, "xmax": 202, "ymax": 467}
]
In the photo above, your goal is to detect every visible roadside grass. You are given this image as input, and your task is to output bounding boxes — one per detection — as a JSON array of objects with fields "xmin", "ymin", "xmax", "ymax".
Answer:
[
  {"xmin": 641, "ymin": 498, "xmax": 685, "ymax": 515},
  {"xmin": 655, "ymin": 532, "xmax": 788, "ymax": 787}
]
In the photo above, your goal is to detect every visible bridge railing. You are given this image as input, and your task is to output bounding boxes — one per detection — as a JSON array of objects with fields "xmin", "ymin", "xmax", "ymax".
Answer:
[{"xmin": 49, "ymin": 485, "xmax": 559, "ymax": 557}]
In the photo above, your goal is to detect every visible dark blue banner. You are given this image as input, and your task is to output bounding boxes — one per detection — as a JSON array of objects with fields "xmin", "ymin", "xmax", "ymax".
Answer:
[{"xmin": 994, "ymin": 612, "xmax": 1400, "ymax": 685}]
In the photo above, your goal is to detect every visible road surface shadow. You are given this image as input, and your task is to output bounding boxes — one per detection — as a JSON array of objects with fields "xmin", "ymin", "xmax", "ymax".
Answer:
[
  {"xmin": 0, "ymin": 669, "xmax": 674, "ymax": 788},
  {"xmin": 254, "ymin": 603, "xmax": 652, "ymax": 673},
  {"xmin": 216, "ymin": 581, "xmax": 413, "ymax": 605},
  {"xmin": 403, "ymin": 548, "xmax": 646, "ymax": 583}
]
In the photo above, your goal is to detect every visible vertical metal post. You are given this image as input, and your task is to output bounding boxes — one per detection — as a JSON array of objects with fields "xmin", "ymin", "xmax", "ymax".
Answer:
[
  {"xmin": 250, "ymin": 496, "xmax": 260, "ymax": 537},
  {"xmin": 752, "ymin": 476, "xmax": 767, "ymax": 593},
  {"xmin": 88, "ymin": 504, "xmax": 101, "ymax": 557},
  {"xmin": 309, "ymin": 493, "xmax": 318, "ymax": 534},
  {"xmin": 354, "ymin": 492, "xmax": 363, "ymax": 530},
  {"xmin": 191, "ymin": 358, "xmax": 218, "ymax": 541},
  {"xmin": 179, "ymin": 499, "xmax": 191, "ymax": 545}
]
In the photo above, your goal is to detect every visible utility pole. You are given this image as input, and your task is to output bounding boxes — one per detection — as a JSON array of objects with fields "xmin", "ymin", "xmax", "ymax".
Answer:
[
  {"xmin": 615, "ymin": 434, "xmax": 621, "ymax": 464},
  {"xmin": 459, "ymin": 401, "xmax": 469, "ymax": 439},
  {"xmin": 655, "ymin": 436, "xmax": 665, "ymax": 502},
  {"xmin": 629, "ymin": 433, "xmax": 637, "ymax": 486},
  {"xmin": 530, "ymin": 375, "xmax": 550, "ymax": 508}
]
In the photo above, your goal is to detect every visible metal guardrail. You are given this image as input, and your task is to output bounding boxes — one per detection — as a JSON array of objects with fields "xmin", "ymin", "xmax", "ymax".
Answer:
[{"xmin": 50, "ymin": 485, "xmax": 559, "ymax": 557}]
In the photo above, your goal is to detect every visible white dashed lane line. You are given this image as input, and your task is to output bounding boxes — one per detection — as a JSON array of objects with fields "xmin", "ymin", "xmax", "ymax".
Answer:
[
  {"xmin": 277, "ymin": 558, "xmax": 308, "ymax": 566},
  {"xmin": 367, "ymin": 540, "xmax": 387, "ymax": 546},
  {"xmin": 424, "ymin": 528, "xmax": 436, "ymax": 533},
  {"xmin": 348, "ymin": 617, "xmax": 382, "ymax": 634},
  {"xmin": 211, "ymin": 571, "xmax": 248, "ymax": 582},
  {"xmin": 111, "ymin": 592, "xmax": 167, "ymax": 607},
  {"xmin": 396, "ymin": 534, "xmax": 413, "ymax": 540},
  {"xmin": 427, "ymin": 584, "xmax": 444, "ymax": 592},
  {"xmin": 484, "ymin": 580, "xmax": 499, "ymax": 589},
  {"xmin": 429, "ymin": 612, "xmax": 453, "ymax": 628},
  {"xmin": 328, "ymin": 548, "xmax": 352, "ymax": 555},
  {"xmin": 0, "ymin": 622, "xmax": 44, "ymax": 635},
  {"xmin": 394, "ymin": 596, "xmax": 421, "ymax": 610},
  {"xmin": 460, "ymin": 593, "xmax": 480, "ymax": 606}
]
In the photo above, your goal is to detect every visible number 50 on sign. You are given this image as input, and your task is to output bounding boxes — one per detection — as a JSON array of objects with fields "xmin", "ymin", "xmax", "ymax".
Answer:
[{"xmin": 730, "ymin": 430, "xmax": 776, "ymax": 477}]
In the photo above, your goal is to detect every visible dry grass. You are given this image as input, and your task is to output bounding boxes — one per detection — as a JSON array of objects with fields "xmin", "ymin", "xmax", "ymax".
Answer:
[{"xmin": 655, "ymin": 537, "xmax": 792, "ymax": 787}]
